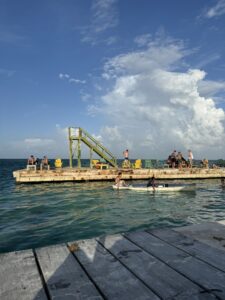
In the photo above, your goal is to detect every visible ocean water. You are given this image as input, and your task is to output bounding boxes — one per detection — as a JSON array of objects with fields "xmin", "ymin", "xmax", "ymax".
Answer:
[{"xmin": 1, "ymin": 159, "xmax": 225, "ymax": 254}]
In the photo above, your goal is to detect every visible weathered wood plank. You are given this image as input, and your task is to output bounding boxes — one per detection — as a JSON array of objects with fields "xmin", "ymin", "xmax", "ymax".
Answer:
[
  {"xmin": 98, "ymin": 234, "xmax": 210, "ymax": 300},
  {"xmin": 175, "ymin": 221, "xmax": 225, "ymax": 251},
  {"xmin": 125, "ymin": 231, "xmax": 225, "ymax": 299},
  {"xmin": 150, "ymin": 228, "xmax": 225, "ymax": 273},
  {"xmin": 35, "ymin": 244, "xmax": 103, "ymax": 300},
  {"xmin": 69, "ymin": 238, "xmax": 160, "ymax": 300},
  {"xmin": 0, "ymin": 249, "xmax": 47, "ymax": 300}
]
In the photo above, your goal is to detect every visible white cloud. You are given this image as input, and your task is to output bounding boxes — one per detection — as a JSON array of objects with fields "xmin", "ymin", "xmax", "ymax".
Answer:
[
  {"xmin": 92, "ymin": 0, "xmax": 118, "ymax": 33},
  {"xmin": 103, "ymin": 41, "xmax": 187, "ymax": 78},
  {"xmin": 92, "ymin": 134, "xmax": 103, "ymax": 142},
  {"xmin": 4, "ymin": 126, "xmax": 69, "ymax": 159},
  {"xmin": 105, "ymin": 35, "xmax": 118, "ymax": 45},
  {"xmin": 100, "ymin": 126, "xmax": 122, "ymax": 142},
  {"xmin": 59, "ymin": 73, "xmax": 69, "ymax": 79},
  {"xmin": 80, "ymin": 91, "xmax": 91, "ymax": 102},
  {"xmin": 22, "ymin": 138, "xmax": 55, "ymax": 157},
  {"xmin": 59, "ymin": 73, "xmax": 86, "ymax": 84},
  {"xmin": 134, "ymin": 33, "xmax": 152, "ymax": 47},
  {"xmin": 195, "ymin": 53, "xmax": 221, "ymax": 69},
  {"xmin": 69, "ymin": 78, "xmax": 86, "ymax": 84},
  {"xmin": 81, "ymin": 0, "xmax": 119, "ymax": 45},
  {"xmin": 204, "ymin": 0, "xmax": 225, "ymax": 18},
  {"xmin": 198, "ymin": 80, "xmax": 225, "ymax": 98},
  {"xmin": 95, "ymin": 37, "xmax": 225, "ymax": 159},
  {"xmin": 87, "ymin": 104, "xmax": 101, "ymax": 116},
  {"xmin": 9, "ymin": 138, "xmax": 55, "ymax": 159}
]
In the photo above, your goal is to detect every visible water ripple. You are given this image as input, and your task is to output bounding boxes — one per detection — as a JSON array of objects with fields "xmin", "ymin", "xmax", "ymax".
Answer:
[{"xmin": 1, "ymin": 160, "xmax": 225, "ymax": 253}]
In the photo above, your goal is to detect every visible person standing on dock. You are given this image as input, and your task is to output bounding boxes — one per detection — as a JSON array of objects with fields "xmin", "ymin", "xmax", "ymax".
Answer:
[
  {"xmin": 122, "ymin": 149, "xmax": 131, "ymax": 168},
  {"xmin": 123, "ymin": 149, "xmax": 129, "ymax": 160},
  {"xmin": 188, "ymin": 150, "xmax": 194, "ymax": 168}
]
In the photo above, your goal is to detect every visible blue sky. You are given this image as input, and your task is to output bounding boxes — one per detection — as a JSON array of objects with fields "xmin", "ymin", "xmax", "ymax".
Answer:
[{"xmin": 1, "ymin": 0, "xmax": 225, "ymax": 159}]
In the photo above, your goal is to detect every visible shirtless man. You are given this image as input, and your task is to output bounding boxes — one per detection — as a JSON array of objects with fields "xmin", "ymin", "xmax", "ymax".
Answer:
[
  {"xmin": 115, "ymin": 172, "xmax": 126, "ymax": 187},
  {"xmin": 123, "ymin": 149, "xmax": 129, "ymax": 160}
]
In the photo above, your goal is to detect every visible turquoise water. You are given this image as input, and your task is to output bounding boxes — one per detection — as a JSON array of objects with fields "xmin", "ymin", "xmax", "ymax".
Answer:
[{"xmin": 1, "ymin": 159, "xmax": 225, "ymax": 254}]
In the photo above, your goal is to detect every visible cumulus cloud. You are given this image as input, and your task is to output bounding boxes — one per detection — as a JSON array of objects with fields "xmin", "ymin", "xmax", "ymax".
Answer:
[
  {"xmin": 203, "ymin": 0, "xmax": 225, "ymax": 18},
  {"xmin": 198, "ymin": 80, "xmax": 225, "ymax": 98},
  {"xmin": 100, "ymin": 126, "xmax": 122, "ymax": 142},
  {"xmin": 95, "ymin": 37, "xmax": 225, "ymax": 159}
]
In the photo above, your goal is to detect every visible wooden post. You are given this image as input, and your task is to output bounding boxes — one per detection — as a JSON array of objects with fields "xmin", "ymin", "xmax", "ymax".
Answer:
[{"xmin": 90, "ymin": 148, "xmax": 93, "ymax": 168}]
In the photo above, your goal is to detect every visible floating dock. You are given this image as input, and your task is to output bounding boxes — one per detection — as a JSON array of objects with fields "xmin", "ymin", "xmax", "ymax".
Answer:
[
  {"xmin": 13, "ymin": 167, "xmax": 225, "ymax": 183},
  {"xmin": 14, "ymin": 126, "xmax": 225, "ymax": 183},
  {"xmin": 1, "ymin": 221, "xmax": 225, "ymax": 299}
]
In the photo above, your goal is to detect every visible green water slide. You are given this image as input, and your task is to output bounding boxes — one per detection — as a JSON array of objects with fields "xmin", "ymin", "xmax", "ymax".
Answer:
[{"xmin": 68, "ymin": 127, "xmax": 117, "ymax": 168}]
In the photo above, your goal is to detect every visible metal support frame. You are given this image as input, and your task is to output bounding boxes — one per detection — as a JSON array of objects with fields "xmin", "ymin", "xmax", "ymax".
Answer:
[{"xmin": 68, "ymin": 126, "xmax": 117, "ymax": 168}]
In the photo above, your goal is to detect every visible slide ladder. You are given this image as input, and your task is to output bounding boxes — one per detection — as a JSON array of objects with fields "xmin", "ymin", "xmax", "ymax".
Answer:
[{"xmin": 68, "ymin": 127, "xmax": 117, "ymax": 167}]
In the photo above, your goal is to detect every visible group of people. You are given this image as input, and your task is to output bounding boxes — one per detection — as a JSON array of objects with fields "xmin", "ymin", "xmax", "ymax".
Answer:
[
  {"xmin": 167, "ymin": 149, "xmax": 194, "ymax": 169},
  {"xmin": 27, "ymin": 155, "xmax": 49, "ymax": 169}
]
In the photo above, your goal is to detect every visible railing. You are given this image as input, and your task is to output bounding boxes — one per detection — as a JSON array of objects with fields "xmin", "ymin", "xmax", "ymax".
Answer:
[{"xmin": 69, "ymin": 127, "xmax": 117, "ymax": 167}]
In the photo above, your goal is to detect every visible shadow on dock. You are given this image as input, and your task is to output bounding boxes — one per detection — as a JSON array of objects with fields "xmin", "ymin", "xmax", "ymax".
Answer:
[{"xmin": 30, "ymin": 222, "xmax": 225, "ymax": 300}]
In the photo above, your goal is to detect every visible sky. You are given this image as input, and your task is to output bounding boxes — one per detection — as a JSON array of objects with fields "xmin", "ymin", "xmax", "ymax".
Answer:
[{"xmin": 1, "ymin": 0, "xmax": 225, "ymax": 159}]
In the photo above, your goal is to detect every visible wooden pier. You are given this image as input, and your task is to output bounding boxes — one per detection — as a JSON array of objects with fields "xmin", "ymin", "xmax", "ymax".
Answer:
[
  {"xmin": 1, "ymin": 221, "xmax": 225, "ymax": 299},
  {"xmin": 13, "ymin": 167, "xmax": 225, "ymax": 183}
]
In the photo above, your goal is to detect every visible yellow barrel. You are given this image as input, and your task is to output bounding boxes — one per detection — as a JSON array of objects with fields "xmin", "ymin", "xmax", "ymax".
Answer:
[
  {"xmin": 55, "ymin": 158, "xmax": 62, "ymax": 168},
  {"xmin": 134, "ymin": 159, "xmax": 142, "ymax": 169}
]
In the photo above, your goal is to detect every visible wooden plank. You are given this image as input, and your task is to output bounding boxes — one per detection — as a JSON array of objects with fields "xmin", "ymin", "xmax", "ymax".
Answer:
[
  {"xmin": 35, "ymin": 244, "xmax": 103, "ymax": 300},
  {"xmin": 125, "ymin": 231, "xmax": 225, "ymax": 299},
  {"xmin": 150, "ymin": 228, "xmax": 225, "ymax": 273},
  {"xmin": 69, "ymin": 238, "xmax": 160, "ymax": 300},
  {"xmin": 0, "ymin": 249, "xmax": 47, "ymax": 300},
  {"xmin": 98, "ymin": 234, "xmax": 208, "ymax": 300},
  {"xmin": 175, "ymin": 221, "xmax": 225, "ymax": 251}
]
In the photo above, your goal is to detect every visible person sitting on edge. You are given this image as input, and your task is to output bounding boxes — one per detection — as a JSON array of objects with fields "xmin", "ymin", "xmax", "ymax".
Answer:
[
  {"xmin": 115, "ymin": 172, "xmax": 126, "ymax": 187},
  {"xmin": 42, "ymin": 156, "xmax": 48, "ymax": 166},
  {"xmin": 27, "ymin": 155, "xmax": 35, "ymax": 165},
  {"xmin": 41, "ymin": 156, "xmax": 49, "ymax": 169},
  {"xmin": 147, "ymin": 175, "xmax": 156, "ymax": 191}
]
